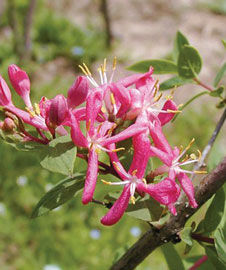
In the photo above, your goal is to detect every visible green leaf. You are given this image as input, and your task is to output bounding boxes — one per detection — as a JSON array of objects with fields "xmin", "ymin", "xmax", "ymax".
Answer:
[
  {"xmin": 40, "ymin": 135, "xmax": 77, "ymax": 176},
  {"xmin": 128, "ymin": 59, "xmax": 178, "ymax": 74},
  {"xmin": 205, "ymin": 246, "xmax": 226, "ymax": 269},
  {"xmin": 203, "ymin": 187, "xmax": 226, "ymax": 233},
  {"xmin": 31, "ymin": 172, "xmax": 85, "ymax": 218},
  {"xmin": 172, "ymin": 91, "xmax": 208, "ymax": 122},
  {"xmin": 126, "ymin": 196, "xmax": 163, "ymax": 222},
  {"xmin": 222, "ymin": 39, "xmax": 226, "ymax": 49},
  {"xmin": 183, "ymin": 255, "xmax": 214, "ymax": 270},
  {"xmin": 161, "ymin": 243, "xmax": 185, "ymax": 270},
  {"xmin": 179, "ymin": 227, "xmax": 193, "ymax": 246},
  {"xmin": 209, "ymin": 86, "xmax": 224, "ymax": 97},
  {"xmin": 215, "ymin": 227, "xmax": 226, "ymax": 265},
  {"xmin": 178, "ymin": 45, "xmax": 202, "ymax": 78},
  {"xmin": 160, "ymin": 76, "xmax": 192, "ymax": 91},
  {"xmin": 173, "ymin": 31, "xmax": 189, "ymax": 61},
  {"xmin": 213, "ymin": 63, "xmax": 226, "ymax": 87}
]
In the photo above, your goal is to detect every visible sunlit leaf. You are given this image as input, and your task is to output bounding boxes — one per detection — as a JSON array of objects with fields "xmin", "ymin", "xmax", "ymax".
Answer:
[
  {"xmin": 31, "ymin": 172, "xmax": 85, "ymax": 218},
  {"xmin": 160, "ymin": 76, "xmax": 192, "ymax": 91},
  {"xmin": 178, "ymin": 45, "xmax": 202, "ymax": 78},
  {"xmin": 128, "ymin": 59, "xmax": 178, "ymax": 74},
  {"xmin": 161, "ymin": 243, "xmax": 185, "ymax": 270}
]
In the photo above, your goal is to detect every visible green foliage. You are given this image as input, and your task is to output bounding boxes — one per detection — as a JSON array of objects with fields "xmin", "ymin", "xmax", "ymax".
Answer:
[
  {"xmin": 177, "ymin": 45, "xmax": 202, "ymax": 79},
  {"xmin": 31, "ymin": 173, "xmax": 85, "ymax": 218},
  {"xmin": 127, "ymin": 59, "xmax": 178, "ymax": 74},
  {"xmin": 213, "ymin": 63, "xmax": 226, "ymax": 87},
  {"xmin": 161, "ymin": 243, "xmax": 185, "ymax": 270},
  {"xmin": 209, "ymin": 86, "xmax": 224, "ymax": 97},
  {"xmin": 203, "ymin": 186, "xmax": 226, "ymax": 233},
  {"xmin": 40, "ymin": 135, "xmax": 77, "ymax": 176},
  {"xmin": 173, "ymin": 31, "xmax": 189, "ymax": 61},
  {"xmin": 179, "ymin": 227, "xmax": 193, "ymax": 246},
  {"xmin": 160, "ymin": 76, "xmax": 192, "ymax": 90},
  {"xmin": 205, "ymin": 246, "xmax": 226, "ymax": 269}
]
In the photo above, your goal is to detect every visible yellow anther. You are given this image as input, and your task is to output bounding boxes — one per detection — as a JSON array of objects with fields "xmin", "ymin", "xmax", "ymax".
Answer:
[
  {"xmin": 112, "ymin": 147, "xmax": 125, "ymax": 153},
  {"xmin": 113, "ymin": 161, "xmax": 121, "ymax": 172},
  {"xmin": 179, "ymin": 145, "xmax": 184, "ymax": 152},
  {"xmin": 170, "ymin": 89, "xmax": 175, "ymax": 97},
  {"xmin": 142, "ymin": 178, "xmax": 147, "ymax": 185},
  {"xmin": 97, "ymin": 123, "xmax": 103, "ymax": 134},
  {"xmin": 101, "ymin": 106, "xmax": 107, "ymax": 114},
  {"xmin": 101, "ymin": 179, "xmax": 112, "ymax": 185},
  {"xmin": 190, "ymin": 153, "xmax": 197, "ymax": 160},
  {"xmin": 130, "ymin": 196, "xmax": 136, "ymax": 204},
  {"xmin": 166, "ymin": 109, "xmax": 181, "ymax": 114},
  {"xmin": 113, "ymin": 56, "xmax": 117, "ymax": 70},
  {"xmin": 181, "ymin": 154, "xmax": 189, "ymax": 163},
  {"xmin": 34, "ymin": 103, "xmax": 40, "ymax": 115},
  {"xmin": 82, "ymin": 63, "xmax": 92, "ymax": 76},
  {"xmin": 78, "ymin": 65, "xmax": 88, "ymax": 76},
  {"xmin": 197, "ymin": 149, "xmax": 202, "ymax": 161},
  {"xmin": 110, "ymin": 93, "xmax": 116, "ymax": 105},
  {"xmin": 87, "ymin": 119, "xmax": 91, "ymax": 132},
  {"xmin": 132, "ymin": 169, "xmax": 137, "ymax": 176},
  {"xmin": 165, "ymin": 95, "xmax": 173, "ymax": 100},
  {"xmin": 25, "ymin": 107, "xmax": 36, "ymax": 118},
  {"xmin": 103, "ymin": 58, "xmax": 107, "ymax": 72},
  {"xmin": 194, "ymin": 170, "xmax": 207, "ymax": 174},
  {"xmin": 178, "ymin": 103, "xmax": 184, "ymax": 108},
  {"xmin": 185, "ymin": 138, "xmax": 195, "ymax": 151},
  {"xmin": 95, "ymin": 148, "xmax": 101, "ymax": 155},
  {"xmin": 107, "ymin": 123, "xmax": 116, "ymax": 136},
  {"xmin": 154, "ymin": 93, "xmax": 162, "ymax": 102}
]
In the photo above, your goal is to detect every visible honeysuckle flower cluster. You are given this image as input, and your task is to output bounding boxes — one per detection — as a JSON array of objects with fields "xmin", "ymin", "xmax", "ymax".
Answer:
[{"xmin": 0, "ymin": 60, "xmax": 206, "ymax": 226}]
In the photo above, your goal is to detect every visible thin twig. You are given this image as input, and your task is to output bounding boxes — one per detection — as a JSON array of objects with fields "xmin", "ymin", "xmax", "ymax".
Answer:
[
  {"xmin": 193, "ymin": 78, "xmax": 214, "ymax": 92},
  {"xmin": 191, "ymin": 233, "xmax": 214, "ymax": 244},
  {"xmin": 189, "ymin": 255, "xmax": 208, "ymax": 270},
  {"xmin": 192, "ymin": 108, "xmax": 226, "ymax": 178}
]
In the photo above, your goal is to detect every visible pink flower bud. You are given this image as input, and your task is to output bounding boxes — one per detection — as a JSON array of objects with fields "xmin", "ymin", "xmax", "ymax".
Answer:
[
  {"xmin": 67, "ymin": 76, "xmax": 89, "ymax": 108},
  {"xmin": 49, "ymin": 94, "xmax": 68, "ymax": 127},
  {"xmin": 2, "ymin": 117, "xmax": 16, "ymax": 132},
  {"xmin": 8, "ymin": 64, "xmax": 32, "ymax": 108},
  {"xmin": 0, "ymin": 75, "xmax": 13, "ymax": 106}
]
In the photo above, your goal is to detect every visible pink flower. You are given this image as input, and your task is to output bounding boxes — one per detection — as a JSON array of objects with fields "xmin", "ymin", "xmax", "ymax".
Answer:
[
  {"xmin": 8, "ymin": 64, "xmax": 32, "ymax": 109},
  {"xmin": 67, "ymin": 76, "xmax": 89, "ymax": 108},
  {"xmin": 49, "ymin": 94, "xmax": 68, "ymax": 127},
  {"xmin": 0, "ymin": 75, "xmax": 13, "ymax": 106}
]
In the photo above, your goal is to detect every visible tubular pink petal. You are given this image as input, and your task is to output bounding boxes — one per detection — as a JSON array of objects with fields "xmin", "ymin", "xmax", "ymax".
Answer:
[
  {"xmin": 138, "ymin": 178, "xmax": 180, "ymax": 206},
  {"xmin": 129, "ymin": 131, "xmax": 151, "ymax": 178},
  {"xmin": 49, "ymin": 94, "xmax": 68, "ymax": 127},
  {"xmin": 177, "ymin": 172, "xmax": 198, "ymax": 208},
  {"xmin": 101, "ymin": 185, "xmax": 131, "ymax": 226},
  {"xmin": 103, "ymin": 124, "xmax": 147, "ymax": 146},
  {"xmin": 8, "ymin": 64, "xmax": 32, "ymax": 108},
  {"xmin": 149, "ymin": 121, "xmax": 173, "ymax": 155},
  {"xmin": 168, "ymin": 203, "xmax": 177, "ymax": 216},
  {"xmin": 70, "ymin": 112, "xmax": 88, "ymax": 148},
  {"xmin": 0, "ymin": 75, "xmax": 13, "ymax": 106},
  {"xmin": 82, "ymin": 148, "xmax": 99, "ymax": 204},
  {"xmin": 67, "ymin": 76, "xmax": 89, "ymax": 108},
  {"xmin": 86, "ymin": 90, "xmax": 103, "ymax": 136},
  {"xmin": 150, "ymin": 145, "xmax": 173, "ymax": 167},
  {"xmin": 158, "ymin": 100, "xmax": 178, "ymax": 126}
]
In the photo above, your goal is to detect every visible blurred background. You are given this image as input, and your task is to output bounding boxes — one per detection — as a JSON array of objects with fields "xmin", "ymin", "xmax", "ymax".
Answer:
[{"xmin": 0, "ymin": 0, "xmax": 225, "ymax": 269}]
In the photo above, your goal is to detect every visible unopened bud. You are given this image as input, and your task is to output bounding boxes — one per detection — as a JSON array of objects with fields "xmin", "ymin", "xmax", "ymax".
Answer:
[
  {"xmin": 8, "ymin": 64, "xmax": 32, "ymax": 108},
  {"xmin": 49, "ymin": 94, "xmax": 68, "ymax": 127},
  {"xmin": 0, "ymin": 75, "xmax": 13, "ymax": 106},
  {"xmin": 67, "ymin": 76, "xmax": 89, "ymax": 108},
  {"xmin": 2, "ymin": 117, "xmax": 16, "ymax": 132}
]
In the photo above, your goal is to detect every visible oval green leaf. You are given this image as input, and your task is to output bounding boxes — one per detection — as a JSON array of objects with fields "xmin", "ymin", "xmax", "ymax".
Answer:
[
  {"xmin": 128, "ymin": 59, "xmax": 178, "ymax": 74},
  {"xmin": 178, "ymin": 45, "xmax": 202, "ymax": 78},
  {"xmin": 160, "ymin": 76, "xmax": 192, "ymax": 91}
]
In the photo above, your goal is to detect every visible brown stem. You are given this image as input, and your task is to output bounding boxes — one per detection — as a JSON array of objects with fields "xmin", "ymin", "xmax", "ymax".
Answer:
[
  {"xmin": 193, "ymin": 78, "xmax": 213, "ymax": 92},
  {"xmin": 191, "ymin": 233, "xmax": 214, "ymax": 244},
  {"xmin": 23, "ymin": 0, "xmax": 37, "ymax": 61},
  {"xmin": 100, "ymin": 0, "xmax": 113, "ymax": 48},
  {"xmin": 110, "ymin": 157, "xmax": 226, "ymax": 270}
]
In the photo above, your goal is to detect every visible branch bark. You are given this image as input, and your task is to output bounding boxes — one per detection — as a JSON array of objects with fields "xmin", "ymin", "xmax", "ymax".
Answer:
[{"xmin": 110, "ymin": 157, "xmax": 226, "ymax": 270}]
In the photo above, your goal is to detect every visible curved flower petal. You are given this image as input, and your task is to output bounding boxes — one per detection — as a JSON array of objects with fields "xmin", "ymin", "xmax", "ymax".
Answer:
[
  {"xmin": 177, "ymin": 172, "xmax": 198, "ymax": 208},
  {"xmin": 0, "ymin": 75, "xmax": 13, "ymax": 106},
  {"xmin": 158, "ymin": 99, "xmax": 178, "ymax": 126},
  {"xmin": 70, "ymin": 112, "xmax": 88, "ymax": 148},
  {"xmin": 82, "ymin": 148, "xmax": 99, "ymax": 204},
  {"xmin": 101, "ymin": 184, "xmax": 130, "ymax": 226}
]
